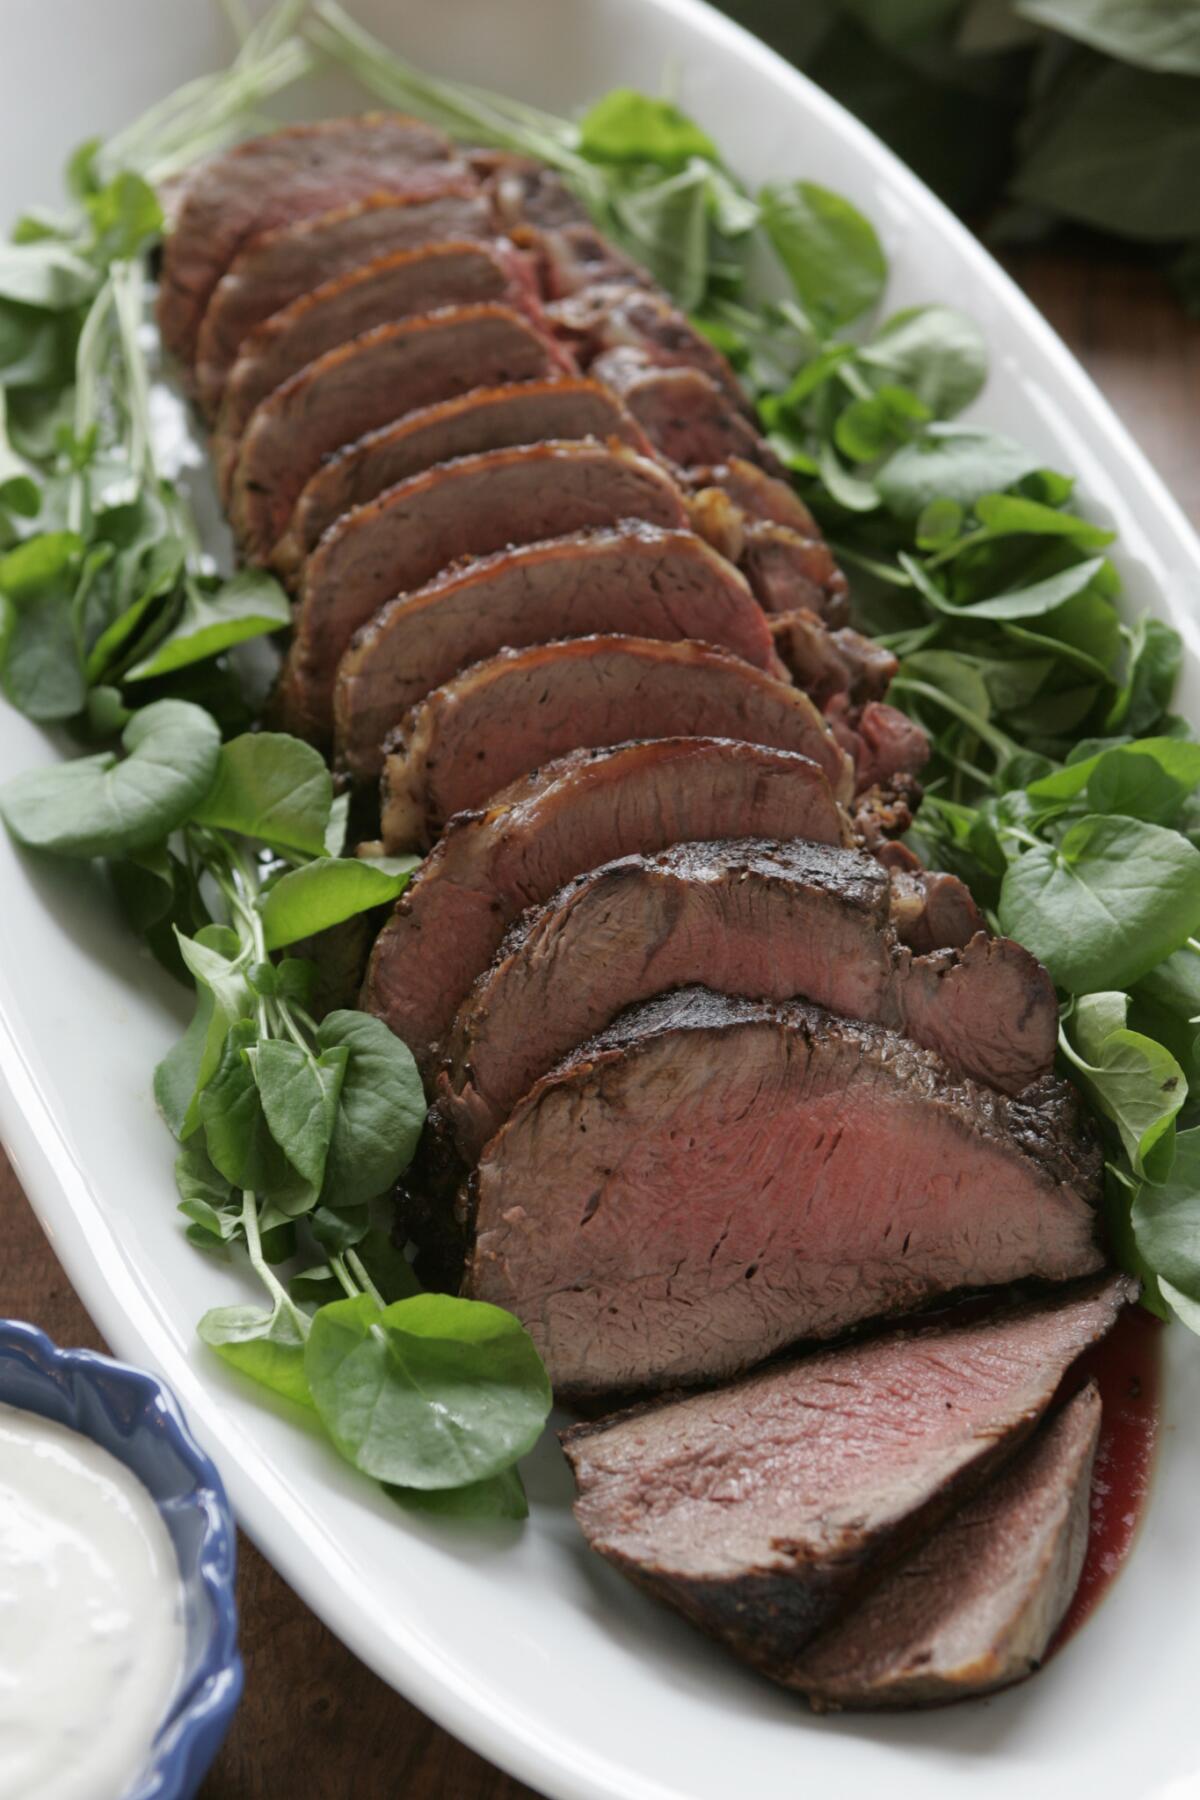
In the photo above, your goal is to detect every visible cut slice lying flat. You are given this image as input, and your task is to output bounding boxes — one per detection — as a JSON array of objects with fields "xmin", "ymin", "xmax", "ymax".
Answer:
[
  {"xmin": 334, "ymin": 526, "xmax": 778, "ymax": 781},
  {"xmin": 465, "ymin": 988, "xmax": 1104, "ymax": 1397},
  {"xmin": 561, "ymin": 1278, "xmax": 1130, "ymax": 1664},
  {"xmin": 194, "ymin": 184, "xmax": 493, "ymax": 417},
  {"xmin": 229, "ymin": 304, "xmax": 574, "ymax": 560},
  {"xmin": 380, "ymin": 635, "xmax": 852, "ymax": 850},
  {"xmin": 213, "ymin": 239, "xmax": 540, "ymax": 493},
  {"xmin": 361, "ymin": 737, "xmax": 851, "ymax": 1076},
  {"xmin": 274, "ymin": 377, "xmax": 650, "ymax": 580},
  {"xmin": 158, "ymin": 114, "xmax": 457, "ymax": 368},
  {"xmin": 436, "ymin": 837, "xmax": 1057, "ymax": 1160},
  {"xmin": 791, "ymin": 1382, "xmax": 1101, "ymax": 1709},
  {"xmin": 279, "ymin": 442, "xmax": 687, "ymax": 745}
]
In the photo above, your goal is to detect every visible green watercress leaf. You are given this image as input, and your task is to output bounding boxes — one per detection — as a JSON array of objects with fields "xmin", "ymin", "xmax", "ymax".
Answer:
[
  {"xmin": 578, "ymin": 89, "xmax": 718, "ymax": 166},
  {"xmin": 859, "ymin": 304, "xmax": 987, "ymax": 417},
  {"xmin": 198, "ymin": 1298, "xmax": 311, "ymax": 1407},
  {"xmin": 254, "ymin": 1039, "xmax": 348, "ymax": 1199},
  {"xmin": 390, "ymin": 1465, "xmax": 528, "ymax": 1522},
  {"xmin": 1068, "ymin": 992, "xmax": 1186, "ymax": 1179},
  {"xmin": 877, "ymin": 426, "xmax": 1046, "ymax": 517},
  {"xmin": 125, "ymin": 568, "xmax": 290, "ymax": 680},
  {"xmin": 0, "ymin": 699, "xmax": 220, "ymax": 857},
  {"xmin": 759, "ymin": 179, "xmax": 887, "ymax": 329},
  {"xmin": 260, "ymin": 856, "xmax": 415, "ymax": 949},
  {"xmin": 191, "ymin": 731, "xmax": 332, "ymax": 857},
  {"xmin": 304, "ymin": 1291, "xmax": 551, "ymax": 1488},
  {"xmin": 154, "ymin": 924, "xmax": 248, "ymax": 1139},
  {"xmin": 317, "ymin": 1010, "xmax": 425, "ymax": 1207},
  {"xmin": 998, "ymin": 813, "xmax": 1200, "ymax": 992},
  {"xmin": 1132, "ymin": 1130, "xmax": 1200, "ymax": 1311}
]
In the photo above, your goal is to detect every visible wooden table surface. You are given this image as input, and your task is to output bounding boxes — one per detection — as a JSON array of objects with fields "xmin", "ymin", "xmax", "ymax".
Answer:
[{"xmin": 0, "ymin": 248, "xmax": 1196, "ymax": 1800}]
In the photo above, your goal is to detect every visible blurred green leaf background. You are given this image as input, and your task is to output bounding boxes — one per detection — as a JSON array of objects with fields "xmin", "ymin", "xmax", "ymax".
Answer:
[{"xmin": 719, "ymin": 0, "xmax": 1200, "ymax": 312}]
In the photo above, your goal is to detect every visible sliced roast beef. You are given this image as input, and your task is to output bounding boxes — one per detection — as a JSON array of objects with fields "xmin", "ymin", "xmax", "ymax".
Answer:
[
  {"xmin": 158, "ymin": 115, "xmax": 457, "ymax": 369},
  {"xmin": 274, "ymin": 378, "xmax": 650, "ymax": 580},
  {"xmin": 362, "ymin": 738, "xmax": 851, "ymax": 1075},
  {"xmin": 335, "ymin": 526, "xmax": 777, "ymax": 781},
  {"xmin": 592, "ymin": 352, "xmax": 783, "ymax": 474},
  {"xmin": 437, "ymin": 838, "xmax": 1058, "ymax": 1159},
  {"xmin": 690, "ymin": 457, "xmax": 824, "ymax": 533},
  {"xmin": 792, "ymin": 1383, "xmax": 1101, "ymax": 1709},
  {"xmin": 685, "ymin": 468, "xmax": 851, "ymax": 624},
  {"xmin": 194, "ymin": 185, "xmax": 494, "ymax": 417},
  {"xmin": 229, "ymin": 304, "xmax": 575, "ymax": 561},
  {"xmin": 380, "ymin": 636, "xmax": 853, "ymax": 850},
  {"xmin": 465, "ymin": 987, "xmax": 1104, "ymax": 1396},
  {"xmin": 560, "ymin": 1278, "xmax": 1129, "ymax": 1661},
  {"xmin": 475, "ymin": 153, "xmax": 594, "ymax": 232},
  {"xmin": 278, "ymin": 443, "xmax": 686, "ymax": 744},
  {"xmin": 886, "ymin": 853, "xmax": 988, "ymax": 953},
  {"xmin": 826, "ymin": 696, "xmax": 932, "ymax": 793},
  {"xmin": 214, "ymin": 240, "xmax": 541, "ymax": 495},
  {"xmin": 548, "ymin": 281, "xmax": 751, "ymax": 417},
  {"xmin": 528, "ymin": 222, "xmax": 652, "ymax": 300},
  {"xmin": 771, "ymin": 609, "xmax": 898, "ymax": 705}
]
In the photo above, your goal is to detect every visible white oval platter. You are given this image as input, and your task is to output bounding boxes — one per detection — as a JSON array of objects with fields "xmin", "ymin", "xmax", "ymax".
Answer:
[{"xmin": 2, "ymin": 4, "xmax": 1200, "ymax": 1797}]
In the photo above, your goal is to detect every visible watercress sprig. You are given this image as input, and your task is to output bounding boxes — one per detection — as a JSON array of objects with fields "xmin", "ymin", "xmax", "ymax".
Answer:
[{"xmin": 0, "ymin": 708, "xmax": 551, "ymax": 1516}]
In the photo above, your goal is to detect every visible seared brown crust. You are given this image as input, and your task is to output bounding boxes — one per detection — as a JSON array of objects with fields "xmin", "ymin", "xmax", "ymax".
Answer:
[
  {"xmin": 228, "ymin": 303, "xmax": 575, "ymax": 561},
  {"xmin": 194, "ymin": 183, "xmax": 492, "ymax": 417},
  {"xmin": 333, "ymin": 525, "xmax": 778, "ymax": 781},
  {"xmin": 158, "ymin": 114, "xmax": 457, "ymax": 368},
  {"xmin": 361, "ymin": 738, "xmax": 852, "ymax": 1076},
  {"xmin": 379, "ymin": 635, "xmax": 853, "ymax": 850},
  {"xmin": 436, "ymin": 840, "xmax": 1058, "ymax": 1159},
  {"xmin": 277, "ymin": 442, "xmax": 686, "ymax": 745},
  {"xmin": 274, "ymin": 377, "xmax": 652, "ymax": 582},
  {"xmin": 213, "ymin": 239, "xmax": 541, "ymax": 495}
]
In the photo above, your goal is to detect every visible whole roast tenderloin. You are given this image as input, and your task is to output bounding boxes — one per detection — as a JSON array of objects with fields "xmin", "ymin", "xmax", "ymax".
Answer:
[{"xmin": 158, "ymin": 118, "xmax": 1131, "ymax": 1710}]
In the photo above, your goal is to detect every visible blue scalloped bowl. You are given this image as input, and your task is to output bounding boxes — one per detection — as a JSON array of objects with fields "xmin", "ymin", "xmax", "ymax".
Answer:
[{"xmin": 0, "ymin": 1321, "xmax": 243, "ymax": 1799}]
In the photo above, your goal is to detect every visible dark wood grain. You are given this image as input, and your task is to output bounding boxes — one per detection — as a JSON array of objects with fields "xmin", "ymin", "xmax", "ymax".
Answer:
[{"xmin": 0, "ymin": 251, "xmax": 1196, "ymax": 1799}]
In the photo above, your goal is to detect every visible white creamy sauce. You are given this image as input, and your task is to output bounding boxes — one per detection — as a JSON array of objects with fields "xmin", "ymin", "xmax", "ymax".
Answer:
[{"xmin": 0, "ymin": 1401, "xmax": 185, "ymax": 1800}]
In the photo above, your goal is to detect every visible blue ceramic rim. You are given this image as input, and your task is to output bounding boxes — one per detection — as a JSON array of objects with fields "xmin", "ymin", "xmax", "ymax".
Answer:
[{"xmin": 0, "ymin": 1320, "xmax": 243, "ymax": 1800}]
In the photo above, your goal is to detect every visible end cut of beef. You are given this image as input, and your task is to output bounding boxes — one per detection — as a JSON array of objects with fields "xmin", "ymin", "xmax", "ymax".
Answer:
[
  {"xmin": 157, "ymin": 114, "xmax": 457, "ymax": 369},
  {"xmin": 379, "ymin": 635, "xmax": 853, "ymax": 850},
  {"xmin": 560, "ymin": 1276, "xmax": 1131, "ymax": 1668},
  {"xmin": 361, "ymin": 737, "xmax": 851, "ymax": 1076},
  {"xmin": 464, "ymin": 987, "xmax": 1104, "ymax": 1398},
  {"xmin": 436, "ymin": 837, "xmax": 1058, "ymax": 1161},
  {"xmin": 229, "ymin": 303, "xmax": 575, "ymax": 561},
  {"xmin": 791, "ymin": 1381, "xmax": 1101, "ymax": 1709},
  {"xmin": 193, "ymin": 183, "xmax": 494, "ymax": 419},
  {"xmin": 274, "ymin": 377, "xmax": 651, "ymax": 581},
  {"xmin": 334, "ymin": 525, "xmax": 779, "ymax": 781},
  {"xmin": 278, "ymin": 442, "xmax": 687, "ymax": 746}
]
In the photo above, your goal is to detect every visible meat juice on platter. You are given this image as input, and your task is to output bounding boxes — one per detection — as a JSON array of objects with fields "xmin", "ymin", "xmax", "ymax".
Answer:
[{"xmin": 1, "ymin": 38, "xmax": 1187, "ymax": 1733}]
